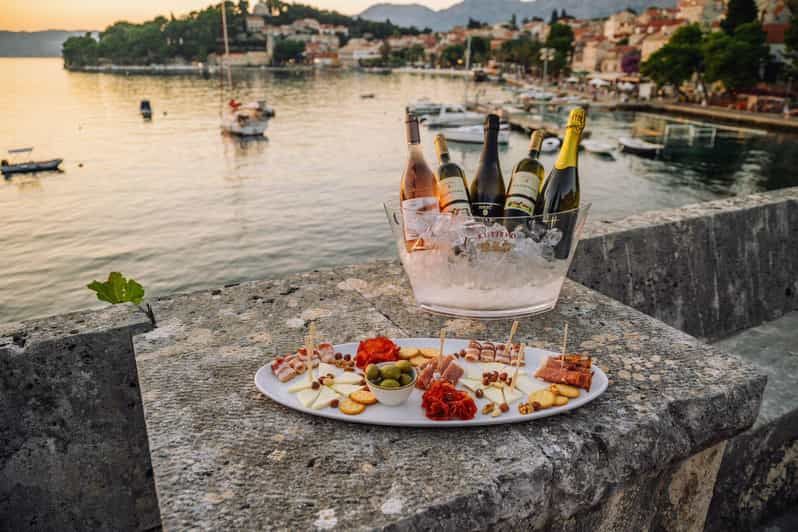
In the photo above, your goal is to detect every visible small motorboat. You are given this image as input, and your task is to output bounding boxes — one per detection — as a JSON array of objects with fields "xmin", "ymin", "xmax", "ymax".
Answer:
[
  {"xmin": 140, "ymin": 99, "xmax": 152, "ymax": 119},
  {"xmin": 361, "ymin": 93, "xmax": 375, "ymax": 99},
  {"xmin": 581, "ymin": 140, "xmax": 616, "ymax": 156},
  {"xmin": 1, "ymin": 147, "xmax": 62, "ymax": 176},
  {"xmin": 541, "ymin": 137, "xmax": 561, "ymax": 153},
  {"xmin": 443, "ymin": 123, "xmax": 510, "ymax": 144},
  {"xmin": 407, "ymin": 99, "xmax": 443, "ymax": 116},
  {"xmin": 424, "ymin": 104, "xmax": 485, "ymax": 128},
  {"xmin": 221, "ymin": 99, "xmax": 271, "ymax": 137},
  {"xmin": 618, "ymin": 137, "xmax": 664, "ymax": 158}
]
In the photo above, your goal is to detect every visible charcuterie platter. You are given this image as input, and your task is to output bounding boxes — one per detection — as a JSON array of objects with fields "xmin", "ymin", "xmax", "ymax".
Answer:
[{"xmin": 254, "ymin": 334, "xmax": 608, "ymax": 428}]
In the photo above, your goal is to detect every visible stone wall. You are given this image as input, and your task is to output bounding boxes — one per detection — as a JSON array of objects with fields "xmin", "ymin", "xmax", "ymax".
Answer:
[
  {"xmin": 0, "ymin": 311, "xmax": 159, "ymax": 531},
  {"xmin": 570, "ymin": 188, "xmax": 798, "ymax": 342}
]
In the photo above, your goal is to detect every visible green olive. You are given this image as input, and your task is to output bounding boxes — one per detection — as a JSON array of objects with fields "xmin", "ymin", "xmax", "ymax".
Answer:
[
  {"xmin": 380, "ymin": 365, "xmax": 401, "ymax": 380},
  {"xmin": 399, "ymin": 373, "xmax": 413, "ymax": 386},
  {"xmin": 396, "ymin": 360, "xmax": 412, "ymax": 373},
  {"xmin": 365, "ymin": 364, "xmax": 380, "ymax": 381},
  {"xmin": 380, "ymin": 378, "xmax": 400, "ymax": 388}
]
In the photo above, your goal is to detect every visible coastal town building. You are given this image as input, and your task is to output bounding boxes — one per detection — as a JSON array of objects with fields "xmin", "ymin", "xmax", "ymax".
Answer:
[
  {"xmin": 604, "ymin": 10, "xmax": 637, "ymax": 42},
  {"xmin": 677, "ymin": 0, "xmax": 727, "ymax": 27},
  {"xmin": 338, "ymin": 38, "xmax": 381, "ymax": 66}
]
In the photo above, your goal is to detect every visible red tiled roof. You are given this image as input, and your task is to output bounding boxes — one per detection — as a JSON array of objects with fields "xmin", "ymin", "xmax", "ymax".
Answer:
[{"xmin": 764, "ymin": 23, "xmax": 789, "ymax": 45}]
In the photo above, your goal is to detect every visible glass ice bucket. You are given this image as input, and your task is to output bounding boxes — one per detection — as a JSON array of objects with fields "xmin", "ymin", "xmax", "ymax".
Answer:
[{"xmin": 384, "ymin": 200, "xmax": 591, "ymax": 319}]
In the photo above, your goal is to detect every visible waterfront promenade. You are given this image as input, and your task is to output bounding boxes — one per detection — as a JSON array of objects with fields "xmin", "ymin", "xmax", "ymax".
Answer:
[{"xmin": 2, "ymin": 188, "xmax": 796, "ymax": 530}]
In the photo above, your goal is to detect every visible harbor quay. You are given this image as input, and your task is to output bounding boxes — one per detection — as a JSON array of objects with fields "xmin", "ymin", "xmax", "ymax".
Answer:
[{"xmin": 2, "ymin": 188, "xmax": 796, "ymax": 531}]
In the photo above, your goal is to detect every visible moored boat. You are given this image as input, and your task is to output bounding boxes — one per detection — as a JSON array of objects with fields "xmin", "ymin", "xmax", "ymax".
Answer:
[
  {"xmin": 581, "ymin": 140, "xmax": 616, "ymax": 155},
  {"xmin": 2, "ymin": 147, "xmax": 62, "ymax": 176},
  {"xmin": 424, "ymin": 104, "xmax": 484, "ymax": 128},
  {"xmin": 221, "ymin": 100, "xmax": 270, "ymax": 137},
  {"xmin": 140, "ymin": 99, "xmax": 152, "ymax": 119},
  {"xmin": 407, "ymin": 99, "xmax": 443, "ymax": 116},
  {"xmin": 618, "ymin": 137, "xmax": 664, "ymax": 158},
  {"xmin": 442, "ymin": 123, "xmax": 510, "ymax": 144}
]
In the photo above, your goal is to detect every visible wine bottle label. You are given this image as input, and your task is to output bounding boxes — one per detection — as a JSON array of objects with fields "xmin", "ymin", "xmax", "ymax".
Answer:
[
  {"xmin": 438, "ymin": 176, "xmax": 470, "ymax": 213},
  {"xmin": 401, "ymin": 197, "xmax": 439, "ymax": 241},
  {"xmin": 472, "ymin": 202, "xmax": 503, "ymax": 218},
  {"xmin": 505, "ymin": 171, "xmax": 540, "ymax": 216}
]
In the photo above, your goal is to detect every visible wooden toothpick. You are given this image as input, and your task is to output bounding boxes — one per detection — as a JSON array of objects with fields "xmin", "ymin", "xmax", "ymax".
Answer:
[
  {"xmin": 506, "ymin": 320, "xmax": 519, "ymax": 347},
  {"xmin": 560, "ymin": 322, "xmax": 568, "ymax": 369},
  {"xmin": 438, "ymin": 327, "xmax": 447, "ymax": 359},
  {"xmin": 306, "ymin": 322, "xmax": 317, "ymax": 383},
  {"xmin": 510, "ymin": 343, "xmax": 525, "ymax": 392}
]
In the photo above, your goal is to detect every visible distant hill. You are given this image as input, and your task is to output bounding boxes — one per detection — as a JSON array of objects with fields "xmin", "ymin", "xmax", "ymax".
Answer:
[
  {"xmin": 360, "ymin": 0, "xmax": 678, "ymax": 31},
  {"xmin": 0, "ymin": 30, "xmax": 95, "ymax": 57}
]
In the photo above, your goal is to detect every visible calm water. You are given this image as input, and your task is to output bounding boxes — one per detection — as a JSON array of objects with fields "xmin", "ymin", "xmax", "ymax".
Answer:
[{"xmin": 2, "ymin": 57, "xmax": 797, "ymax": 323}]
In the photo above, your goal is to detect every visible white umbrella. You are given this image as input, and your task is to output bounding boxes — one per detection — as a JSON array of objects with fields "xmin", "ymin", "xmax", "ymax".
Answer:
[
  {"xmin": 566, "ymin": 76, "xmax": 579, "ymax": 83},
  {"xmin": 618, "ymin": 82, "xmax": 636, "ymax": 92},
  {"xmin": 589, "ymin": 78, "xmax": 609, "ymax": 87}
]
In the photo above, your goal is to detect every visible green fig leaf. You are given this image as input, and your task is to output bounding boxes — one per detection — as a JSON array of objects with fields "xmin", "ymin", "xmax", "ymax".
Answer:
[{"xmin": 87, "ymin": 272, "xmax": 145, "ymax": 305}]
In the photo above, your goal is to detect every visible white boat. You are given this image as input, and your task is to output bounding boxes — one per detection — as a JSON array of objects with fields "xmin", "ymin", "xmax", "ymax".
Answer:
[
  {"xmin": 581, "ymin": 140, "xmax": 616, "ymax": 155},
  {"xmin": 541, "ymin": 137, "xmax": 561, "ymax": 153},
  {"xmin": 218, "ymin": 4, "xmax": 272, "ymax": 137},
  {"xmin": 442, "ymin": 123, "xmax": 510, "ymax": 144},
  {"xmin": 221, "ymin": 100, "xmax": 270, "ymax": 137},
  {"xmin": 424, "ymin": 104, "xmax": 485, "ymax": 128},
  {"xmin": 618, "ymin": 137, "xmax": 664, "ymax": 158},
  {"xmin": 407, "ymin": 99, "xmax": 443, "ymax": 116}
]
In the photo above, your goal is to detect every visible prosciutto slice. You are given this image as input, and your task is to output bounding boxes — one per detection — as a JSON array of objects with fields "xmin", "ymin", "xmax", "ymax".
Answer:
[{"xmin": 535, "ymin": 354, "xmax": 593, "ymax": 390}]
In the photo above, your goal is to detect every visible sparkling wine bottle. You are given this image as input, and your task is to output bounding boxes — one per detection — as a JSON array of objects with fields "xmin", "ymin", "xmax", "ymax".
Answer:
[{"xmin": 538, "ymin": 107, "xmax": 585, "ymax": 259}]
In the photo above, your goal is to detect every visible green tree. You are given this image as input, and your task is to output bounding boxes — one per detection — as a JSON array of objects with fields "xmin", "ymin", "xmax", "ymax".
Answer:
[
  {"xmin": 440, "ymin": 44, "xmax": 465, "ymax": 67},
  {"xmin": 272, "ymin": 38, "xmax": 305, "ymax": 64},
  {"xmin": 496, "ymin": 35, "xmax": 542, "ymax": 70},
  {"xmin": 62, "ymin": 33, "xmax": 98, "ymax": 67},
  {"xmin": 641, "ymin": 24, "xmax": 704, "ymax": 95},
  {"xmin": 703, "ymin": 22, "xmax": 770, "ymax": 91},
  {"xmin": 406, "ymin": 44, "xmax": 426, "ymax": 64},
  {"xmin": 467, "ymin": 18, "xmax": 486, "ymax": 29},
  {"xmin": 721, "ymin": 0, "xmax": 759, "ymax": 35},
  {"xmin": 549, "ymin": 10, "xmax": 558, "ymax": 25},
  {"xmin": 545, "ymin": 23, "xmax": 574, "ymax": 75},
  {"xmin": 469, "ymin": 36, "xmax": 491, "ymax": 64},
  {"xmin": 509, "ymin": 13, "xmax": 518, "ymax": 30}
]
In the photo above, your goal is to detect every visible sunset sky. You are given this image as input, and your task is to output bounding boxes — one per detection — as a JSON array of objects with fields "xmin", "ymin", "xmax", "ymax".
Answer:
[{"xmin": 1, "ymin": 0, "xmax": 460, "ymax": 31}]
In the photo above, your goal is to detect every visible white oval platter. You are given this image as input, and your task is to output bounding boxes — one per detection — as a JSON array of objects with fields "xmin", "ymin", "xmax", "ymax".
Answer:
[{"xmin": 254, "ymin": 338, "xmax": 608, "ymax": 428}]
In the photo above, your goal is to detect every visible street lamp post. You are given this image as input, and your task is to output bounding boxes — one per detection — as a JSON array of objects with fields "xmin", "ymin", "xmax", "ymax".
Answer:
[{"xmin": 540, "ymin": 47, "xmax": 555, "ymax": 91}]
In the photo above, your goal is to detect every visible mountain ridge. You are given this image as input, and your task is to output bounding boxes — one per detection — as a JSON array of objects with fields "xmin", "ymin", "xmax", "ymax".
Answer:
[
  {"xmin": 0, "ymin": 30, "xmax": 95, "ymax": 57},
  {"xmin": 359, "ymin": 0, "xmax": 678, "ymax": 31}
]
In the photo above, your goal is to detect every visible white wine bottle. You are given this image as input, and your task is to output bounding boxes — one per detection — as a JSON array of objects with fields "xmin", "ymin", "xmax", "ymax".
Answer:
[
  {"xmin": 433, "ymin": 134, "xmax": 471, "ymax": 215},
  {"xmin": 469, "ymin": 114, "xmax": 506, "ymax": 218},
  {"xmin": 537, "ymin": 107, "xmax": 585, "ymax": 258},
  {"xmin": 504, "ymin": 130, "xmax": 545, "ymax": 228},
  {"xmin": 400, "ymin": 111, "xmax": 439, "ymax": 251}
]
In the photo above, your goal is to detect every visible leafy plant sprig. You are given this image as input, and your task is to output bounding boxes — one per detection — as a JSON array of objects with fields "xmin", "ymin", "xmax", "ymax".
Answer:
[{"xmin": 87, "ymin": 272, "xmax": 156, "ymax": 327}]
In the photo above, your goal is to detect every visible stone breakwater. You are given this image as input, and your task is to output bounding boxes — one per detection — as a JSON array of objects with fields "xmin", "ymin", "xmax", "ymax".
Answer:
[{"xmin": 2, "ymin": 187, "xmax": 797, "ymax": 531}]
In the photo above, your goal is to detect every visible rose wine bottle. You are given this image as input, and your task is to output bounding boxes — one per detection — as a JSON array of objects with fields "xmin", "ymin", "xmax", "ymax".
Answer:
[{"xmin": 400, "ymin": 111, "xmax": 439, "ymax": 251}]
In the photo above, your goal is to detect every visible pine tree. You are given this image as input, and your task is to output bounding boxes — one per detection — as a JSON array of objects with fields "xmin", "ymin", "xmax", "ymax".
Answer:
[
  {"xmin": 721, "ymin": 0, "xmax": 759, "ymax": 35},
  {"xmin": 550, "ymin": 9, "xmax": 558, "ymax": 25}
]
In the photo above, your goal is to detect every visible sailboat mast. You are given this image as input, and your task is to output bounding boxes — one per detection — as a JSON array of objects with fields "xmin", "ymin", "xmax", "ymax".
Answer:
[{"xmin": 221, "ymin": 2, "xmax": 230, "ymax": 57}]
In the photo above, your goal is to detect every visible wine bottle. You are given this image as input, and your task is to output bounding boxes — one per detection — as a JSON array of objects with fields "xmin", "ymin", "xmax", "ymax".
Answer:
[
  {"xmin": 469, "ymin": 114, "xmax": 506, "ymax": 218},
  {"xmin": 537, "ymin": 107, "xmax": 586, "ymax": 259},
  {"xmin": 400, "ymin": 111, "xmax": 439, "ymax": 251},
  {"xmin": 504, "ymin": 130, "xmax": 545, "ymax": 228},
  {"xmin": 433, "ymin": 134, "xmax": 471, "ymax": 215}
]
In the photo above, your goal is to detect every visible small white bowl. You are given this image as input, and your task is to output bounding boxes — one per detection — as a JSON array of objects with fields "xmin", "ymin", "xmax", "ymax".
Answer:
[{"xmin": 365, "ymin": 362, "xmax": 417, "ymax": 406}]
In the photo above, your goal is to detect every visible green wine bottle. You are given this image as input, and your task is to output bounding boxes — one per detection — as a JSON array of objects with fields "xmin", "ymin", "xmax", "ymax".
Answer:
[
  {"xmin": 504, "ymin": 130, "xmax": 545, "ymax": 230},
  {"xmin": 433, "ymin": 134, "xmax": 471, "ymax": 215},
  {"xmin": 469, "ymin": 114, "xmax": 506, "ymax": 219}
]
